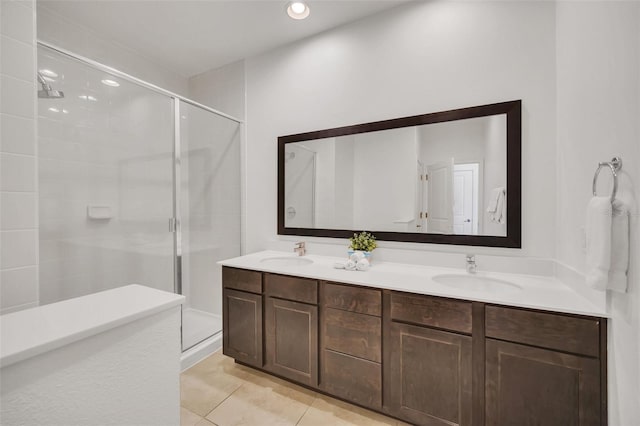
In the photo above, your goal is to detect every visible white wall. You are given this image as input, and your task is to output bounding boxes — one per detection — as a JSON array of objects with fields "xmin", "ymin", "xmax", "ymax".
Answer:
[
  {"xmin": 0, "ymin": 0, "xmax": 39, "ymax": 314},
  {"xmin": 556, "ymin": 2, "xmax": 640, "ymax": 424},
  {"xmin": 188, "ymin": 60, "xmax": 245, "ymax": 121},
  {"xmin": 244, "ymin": 0, "xmax": 557, "ymax": 257},
  {"xmin": 37, "ymin": 4, "xmax": 188, "ymax": 96}
]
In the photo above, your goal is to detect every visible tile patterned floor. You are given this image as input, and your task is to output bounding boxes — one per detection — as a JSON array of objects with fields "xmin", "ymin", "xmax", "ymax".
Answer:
[{"xmin": 180, "ymin": 351, "xmax": 409, "ymax": 426}]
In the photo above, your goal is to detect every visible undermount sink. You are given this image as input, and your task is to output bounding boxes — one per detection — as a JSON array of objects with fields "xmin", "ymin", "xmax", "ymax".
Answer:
[
  {"xmin": 259, "ymin": 256, "xmax": 314, "ymax": 267},
  {"xmin": 433, "ymin": 273, "xmax": 522, "ymax": 292}
]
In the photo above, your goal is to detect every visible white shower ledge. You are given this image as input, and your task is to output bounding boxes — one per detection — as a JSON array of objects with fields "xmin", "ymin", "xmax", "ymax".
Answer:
[
  {"xmin": 219, "ymin": 251, "xmax": 608, "ymax": 318},
  {"xmin": 0, "ymin": 285, "xmax": 184, "ymax": 368}
]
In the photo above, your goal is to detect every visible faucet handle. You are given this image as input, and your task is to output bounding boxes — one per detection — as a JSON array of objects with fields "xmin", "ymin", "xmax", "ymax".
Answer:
[
  {"xmin": 294, "ymin": 241, "xmax": 305, "ymax": 248},
  {"xmin": 466, "ymin": 254, "xmax": 475, "ymax": 262}
]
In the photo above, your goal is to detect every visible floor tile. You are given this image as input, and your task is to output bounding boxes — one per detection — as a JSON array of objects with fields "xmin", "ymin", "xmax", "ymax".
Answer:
[
  {"xmin": 297, "ymin": 394, "xmax": 397, "ymax": 426},
  {"xmin": 180, "ymin": 407, "xmax": 203, "ymax": 426},
  {"xmin": 195, "ymin": 419, "xmax": 218, "ymax": 426},
  {"xmin": 180, "ymin": 353, "xmax": 245, "ymax": 416},
  {"xmin": 205, "ymin": 379, "xmax": 316, "ymax": 426},
  {"xmin": 182, "ymin": 352, "xmax": 400, "ymax": 426}
]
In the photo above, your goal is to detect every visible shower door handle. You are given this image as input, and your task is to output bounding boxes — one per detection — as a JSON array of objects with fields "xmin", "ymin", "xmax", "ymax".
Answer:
[{"xmin": 169, "ymin": 217, "xmax": 178, "ymax": 233}]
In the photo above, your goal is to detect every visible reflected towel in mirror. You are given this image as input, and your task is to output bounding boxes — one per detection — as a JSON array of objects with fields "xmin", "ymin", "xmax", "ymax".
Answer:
[{"xmin": 487, "ymin": 187, "xmax": 506, "ymax": 224}]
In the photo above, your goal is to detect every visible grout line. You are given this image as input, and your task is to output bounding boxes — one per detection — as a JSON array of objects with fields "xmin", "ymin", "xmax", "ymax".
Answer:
[
  {"xmin": 0, "ymin": 264, "xmax": 37, "ymax": 272},
  {"xmin": 202, "ymin": 382, "xmax": 243, "ymax": 420},
  {"xmin": 295, "ymin": 395, "xmax": 316, "ymax": 425},
  {"xmin": 0, "ymin": 32, "xmax": 35, "ymax": 51},
  {"xmin": 0, "ymin": 190, "xmax": 37, "ymax": 194},
  {"xmin": 0, "ymin": 151, "xmax": 36, "ymax": 159}
]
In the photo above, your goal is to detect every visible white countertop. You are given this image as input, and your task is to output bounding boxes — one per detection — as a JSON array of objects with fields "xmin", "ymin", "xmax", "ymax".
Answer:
[
  {"xmin": 219, "ymin": 251, "xmax": 608, "ymax": 318},
  {"xmin": 0, "ymin": 285, "xmax": 185, "ymax": 368}
]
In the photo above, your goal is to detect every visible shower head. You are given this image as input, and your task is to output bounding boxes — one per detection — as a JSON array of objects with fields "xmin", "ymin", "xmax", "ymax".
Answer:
[
  {"xmin": 37, "ymin": 72, "xmax": 64, "ymax": 99},
  {"xmin": 38, "ymin": 89, "xmax": 65, "ymax": 99}
]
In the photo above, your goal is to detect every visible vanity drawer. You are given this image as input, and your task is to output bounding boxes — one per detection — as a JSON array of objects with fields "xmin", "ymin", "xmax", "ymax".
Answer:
[
  {"xmin": 485, "ymin": 305, "xmax": 601, "ymax": 357},
  {"xmin": 323, "ymin": 307, "xmax": 381, "ymax": 362},
  {"xmin": 265, "ymin": 273, "xmax": 318, "ymax": 304},
  {"xmin": 321, "ymin": 349, "xmax": 382, "ymax": 410},
  {"xmin": 321, "ymin": 282, "xmax": 381, "ymax": 316},
  {"xmin": 389, "ymin": 292, "xmax": 473, "ymax": 334},
  {"xmin": 222, "ymin": 267, "xmax": 262, "ymax": 294}
]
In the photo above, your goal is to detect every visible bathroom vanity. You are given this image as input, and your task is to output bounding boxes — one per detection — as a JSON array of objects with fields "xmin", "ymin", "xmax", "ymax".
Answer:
[{"xmin": 220, "ymin": 252, "xmax": 607, "ymax": 426}]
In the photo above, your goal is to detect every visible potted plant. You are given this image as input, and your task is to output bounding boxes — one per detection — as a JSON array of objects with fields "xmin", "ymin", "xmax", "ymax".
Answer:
[{"xmin": 348, "ymin": 231, "xmax": 377, "ymax": 262}]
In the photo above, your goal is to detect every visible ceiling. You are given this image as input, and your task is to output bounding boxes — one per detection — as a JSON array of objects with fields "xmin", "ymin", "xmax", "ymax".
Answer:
[{"xmin": 38, "ymin": 0, "xmax": 408, "ymax": 78}]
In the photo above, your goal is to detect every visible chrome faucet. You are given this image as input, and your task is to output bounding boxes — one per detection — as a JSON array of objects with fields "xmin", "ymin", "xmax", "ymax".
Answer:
[
  {"xmin": 294, "ymin": 242, "xmax": 306, "ymax": 256},
  {"xmin": 466, "ymin": 254, "xmax": 477, "ymax": 274}
]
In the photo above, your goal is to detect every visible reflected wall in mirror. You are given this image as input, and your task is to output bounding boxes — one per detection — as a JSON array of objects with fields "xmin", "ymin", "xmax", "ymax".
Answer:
[{"xmin": 278, "ymin": 100, "xmax": 521, "ymax": 248}]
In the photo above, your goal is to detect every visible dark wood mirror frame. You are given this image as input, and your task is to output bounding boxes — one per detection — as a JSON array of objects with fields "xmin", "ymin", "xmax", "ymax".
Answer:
[{"xmin": 278, "ymin": 100, "xmax": 521, "ymax": 248}]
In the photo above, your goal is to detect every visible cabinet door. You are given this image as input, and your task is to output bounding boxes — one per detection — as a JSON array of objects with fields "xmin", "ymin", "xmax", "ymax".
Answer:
[
  {"xmin": 386, "ymin": 322, "xmax": 472, "ymax": 426},
  {"xmin": 222, "ymin": 288, "xmax": 263, "ymax": 368},
  {"xmin": 265, "ymin": 297, "xmax": 318, "ymax": 387},
  {"xmin": 486, "ymin": 339, "xmax": 601, "ymax": 426}
]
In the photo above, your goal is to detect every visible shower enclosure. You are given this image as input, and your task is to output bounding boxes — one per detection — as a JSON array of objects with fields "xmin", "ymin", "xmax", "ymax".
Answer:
[{"xmin": 36, "ymin": 43, "xmax": 241, "ymax": 352}]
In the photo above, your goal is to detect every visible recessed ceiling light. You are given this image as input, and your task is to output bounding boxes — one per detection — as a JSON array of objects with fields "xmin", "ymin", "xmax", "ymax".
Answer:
[
  {"xmin": 39, "ymin": 69, "xmax": 58, "ymax": 78},
  {"xmin": 287, "ymin": 1, "xmax": 310, "ymax": 20},
  {"xmin": 79, "ymin": 95, "xmax": 98, "ymax": 102},
  {"xmin": 101, "ymin": 79, "xmax": 120, "ymax": 87},
  {"xmin": 48, "ymin": 107, "xmax": 59, "ymax": 113}
]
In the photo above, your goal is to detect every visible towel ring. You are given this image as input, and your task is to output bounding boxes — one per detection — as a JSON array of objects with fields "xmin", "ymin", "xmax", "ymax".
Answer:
[{"xmin": 592, "ymin": 157, "xmax": 622, "ymax": 202}]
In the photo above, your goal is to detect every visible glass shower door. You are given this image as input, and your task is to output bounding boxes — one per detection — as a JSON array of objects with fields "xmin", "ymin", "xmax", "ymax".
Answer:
[
  {"xmin": 178, "ymin": 100, "xmax": 241, "ymax": 351},
  {"xmin": 37, "ymin": 45, "xmax": 175, "ymax": 305}
]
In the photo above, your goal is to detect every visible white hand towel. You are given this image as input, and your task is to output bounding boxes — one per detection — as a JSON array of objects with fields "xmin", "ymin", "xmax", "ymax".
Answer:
[
  {"xmin": 608, "ymin": 199, "xmax": 629, "ymax": 292},
  {"xmin": 356, "ymin": 258, "xmax": 370, "ymax": 271},
  {"xmin": 496, "ymin": 189, "xmax": 506, "ymax": 224},
  {"xmin": 585, "ymin": 197, "xmax": 613, "ymax": 290},
  {"xmin": 486, "ymin": 187, "xmax": 503, "ymax": 213},
  {"xmin": 345, "ymin": 259, "xmax": 357, "ymax": 271}
]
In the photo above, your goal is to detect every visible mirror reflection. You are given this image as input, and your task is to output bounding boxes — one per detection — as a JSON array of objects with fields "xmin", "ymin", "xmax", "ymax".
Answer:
[{"xmin": 284, "ymin": 114, "xmax": 507, "ymax": 236}]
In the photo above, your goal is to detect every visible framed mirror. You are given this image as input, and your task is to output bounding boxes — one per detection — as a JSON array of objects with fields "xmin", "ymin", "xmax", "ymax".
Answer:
[{"xmin": 278, "ymin": 100, "xmax": 521, "ymax": 248}]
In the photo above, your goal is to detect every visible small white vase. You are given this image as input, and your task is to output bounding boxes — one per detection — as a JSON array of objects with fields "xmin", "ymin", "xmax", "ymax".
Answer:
[{"xmin": 347, "ymin": 250, "xmax": 373, "ymax": 263}]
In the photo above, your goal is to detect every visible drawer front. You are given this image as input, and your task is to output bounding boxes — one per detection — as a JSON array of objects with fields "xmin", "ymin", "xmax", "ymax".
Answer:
[
  {"xmin": 222, "ymin": 267, "xmax": 262, "ymax": 294},
  {"xmin": 323, "ymin": 307, "xmax": 381, "ymax": 362},
  {"xmin": 390, "ymin": 292, "xmax": 472, "ymax": 334},
  {"xmin": 265, "ymin": 273, "xmax": 318, "ymax": 304},
  {"xmin": 321, "ymin": 282, "xmax": 381, "ymax": 316},
  {"xmin": 485, "ymin": 306, "xmax": 601, "ymax": 357},
  {"xmin": 321, "ymin": 349, "xmax": 381, "ymax": 410}
]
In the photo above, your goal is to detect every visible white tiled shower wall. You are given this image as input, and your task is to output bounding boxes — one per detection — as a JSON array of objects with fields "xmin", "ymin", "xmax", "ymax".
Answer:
[{"xmin": 0, "ymin": 0, "xmax": 39, "ymax": 314}]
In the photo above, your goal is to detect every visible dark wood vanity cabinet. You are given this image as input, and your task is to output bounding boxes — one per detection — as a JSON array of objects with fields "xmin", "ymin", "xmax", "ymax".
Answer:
[
  {"xmin": 264, "ymin": 273, "xmax": 319, "ymax": 387},
  {"xmin": 222, "ymin": 267, "xmax": 607, "ymax": 426},
  {"xmin": 222, "ymin": 268, "xmax": 263, "ymax": 367},
  {"xmin": 384, "ymin": 291, "xmax": 473, "ymax": 425},
  {"xmin": 484, "ymin": 306, "xmax": 605, "ymax": 426}
]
